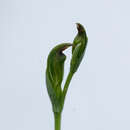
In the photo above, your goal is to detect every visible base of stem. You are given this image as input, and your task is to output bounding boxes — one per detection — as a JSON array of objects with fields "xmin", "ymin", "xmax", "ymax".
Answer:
[{"xmin": 54, "ymin": 112, "xmax": 61, "ymax": 130}]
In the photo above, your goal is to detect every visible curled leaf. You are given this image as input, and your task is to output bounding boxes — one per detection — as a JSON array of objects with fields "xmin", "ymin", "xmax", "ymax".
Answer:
[
  {"xmin": 70, "ymin": 23, "xmax": 88, "ymax": 73},
  {"xmin": 46, "ymin": 43, "xmax": 72, "ymax": 112}
]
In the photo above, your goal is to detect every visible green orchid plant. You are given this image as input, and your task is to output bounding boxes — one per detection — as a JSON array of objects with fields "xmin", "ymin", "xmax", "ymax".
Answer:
[{"xmin": 46, "ymin": 23, "xmax": 88, "ymax": 130}]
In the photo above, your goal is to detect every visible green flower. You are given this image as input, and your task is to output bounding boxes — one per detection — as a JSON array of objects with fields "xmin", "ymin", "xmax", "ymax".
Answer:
[
  {"xmin": 70, "ymin": 23, "xmax": 88, "ymax": 74},
  {"xmin": 46, "ymin": 43, "xmax": 72, "ymax": 113}
]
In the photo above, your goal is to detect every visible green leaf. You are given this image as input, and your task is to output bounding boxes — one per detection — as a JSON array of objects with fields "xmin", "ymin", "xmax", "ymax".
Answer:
[
  {"xmin": 46, "ymin": 43, "xmax": 72, "ymax": 112},
  {"xmin": 70, "ymin": 23, "xmax": 88, "ymax": 73}
]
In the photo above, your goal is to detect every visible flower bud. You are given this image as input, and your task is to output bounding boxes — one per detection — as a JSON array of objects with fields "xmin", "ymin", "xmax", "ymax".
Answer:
[{"xmin": 70, "ymin": 23, "xmax": 88, "ymax": 73}]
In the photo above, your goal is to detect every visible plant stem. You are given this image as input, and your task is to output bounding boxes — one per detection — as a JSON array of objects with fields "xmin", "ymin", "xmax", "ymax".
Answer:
[
  {"xmin": 54, "ymin": 72, "xmax": 73, "ymax": 130},
  {"xmin": 54, "ymin": 112, "xmax": 61, "ymax": 130},
  {"xmin": 62, "ymin": 72, "xmax": 73, "ymax": 105}
]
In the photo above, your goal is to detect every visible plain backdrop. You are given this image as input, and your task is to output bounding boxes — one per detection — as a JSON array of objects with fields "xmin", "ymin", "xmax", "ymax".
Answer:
[{"xmin": 0, "ymin": 0, "xmax": 130, "ymax": 130}]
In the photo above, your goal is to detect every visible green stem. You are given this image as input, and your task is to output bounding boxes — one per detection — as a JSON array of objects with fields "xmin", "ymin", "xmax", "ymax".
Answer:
[
  {"xmin": 62, "ymin": 72, "xmax": 74, "ymax": 105},
  {"xmin": 54, "ymin": 112, "xmax": 61, "ymax": 130}
]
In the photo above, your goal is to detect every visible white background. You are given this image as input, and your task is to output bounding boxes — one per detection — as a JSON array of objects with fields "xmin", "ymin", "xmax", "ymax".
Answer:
[{"xmin": 0, "ymin": 0, "xmax": 130, "ymax": 130}]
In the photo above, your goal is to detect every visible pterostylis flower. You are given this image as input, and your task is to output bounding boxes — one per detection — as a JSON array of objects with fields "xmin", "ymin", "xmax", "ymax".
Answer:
[
  {"xmin": 70, "ymin": 23, "xmax": 88, "ymax": 74},
  {"xmin": 62, "ymin": 23, "xmax": 88, "ymax": 105},
  {"xmin": 45, "ymin": 23, "xmax": 88, "ymax": 130},
  {"xmin": 46, "ymin": 43, "xmax": 72, "ymax": 113}
]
